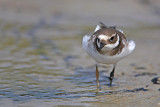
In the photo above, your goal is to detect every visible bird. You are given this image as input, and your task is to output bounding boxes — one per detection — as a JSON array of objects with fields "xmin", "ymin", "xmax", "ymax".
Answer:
[{"xmin": 82, "ymin": 22, "xmax": 136, "ymax": 88}]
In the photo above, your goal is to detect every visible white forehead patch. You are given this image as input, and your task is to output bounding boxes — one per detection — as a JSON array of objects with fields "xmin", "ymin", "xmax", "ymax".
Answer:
[
  {"xmin": 111, "ymin": 33, "xmax": 116, "ymax": 37},
  {"xmin": 98, "ymin": 35, "xmax": 109, "ymax": 41}
]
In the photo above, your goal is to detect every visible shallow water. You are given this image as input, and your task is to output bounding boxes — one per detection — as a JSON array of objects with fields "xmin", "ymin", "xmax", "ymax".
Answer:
[
  {"xmin": 0, "ymin": 0, "xmax": 160, "ymax": 107},
  {"xmin": 0, "ymin": 22, "xmax": 160, "ymax": 107}
]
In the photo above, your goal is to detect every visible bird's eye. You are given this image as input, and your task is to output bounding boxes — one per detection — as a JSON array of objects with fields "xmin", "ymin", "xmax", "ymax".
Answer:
[{"xmin": 109, "ymin": 36, "xmax": 115, "ymax": 41}]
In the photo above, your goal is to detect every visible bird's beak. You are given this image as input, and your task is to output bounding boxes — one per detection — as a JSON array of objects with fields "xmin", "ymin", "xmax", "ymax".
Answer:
[{"xmin": 100, "ymin": 43, "xmax": 105, "ymax": 49}]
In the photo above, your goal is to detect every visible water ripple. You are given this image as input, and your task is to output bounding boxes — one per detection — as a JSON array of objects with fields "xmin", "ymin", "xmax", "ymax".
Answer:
[
  {"xmin": 0, "ymin": 62, "xmax": 12, "ymax": 68},
  {"xmin": 13, "ymin": 64, "xmax": 34, "ymax": 69},
  {"xmin": 64, "ymin": 67, "xmax": 109, "ymax": 87}
]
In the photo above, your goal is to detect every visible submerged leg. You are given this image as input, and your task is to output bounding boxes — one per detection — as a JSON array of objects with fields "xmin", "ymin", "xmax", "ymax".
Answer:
[
  {"xmin": 96, "ymin": 64, "xmax": 99, "ymax": 89},
  {"xmin": 109, "ymin": 64, "xmax": 117, "ymax": 86}
]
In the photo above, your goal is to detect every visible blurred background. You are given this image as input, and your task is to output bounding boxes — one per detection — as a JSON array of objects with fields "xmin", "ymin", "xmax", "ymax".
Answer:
[{"xmin": 0, "ymin": 0, "xmax": 160, "ymax": 107}]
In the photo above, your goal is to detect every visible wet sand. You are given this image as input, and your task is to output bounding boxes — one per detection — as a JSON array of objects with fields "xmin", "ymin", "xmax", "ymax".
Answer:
[{"xmin": 0, "ymin": 0, "xmax": 160, "ymax": 107}]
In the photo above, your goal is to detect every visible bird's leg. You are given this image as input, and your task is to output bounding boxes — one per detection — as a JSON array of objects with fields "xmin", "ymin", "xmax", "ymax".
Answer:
[
  {"xmin": 109, "ymin": 64, "xmax": 117, "ymax": 86},
  {"xmin": 96, "ymin": 64, "xmax": 99, "ymax": 89}
]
